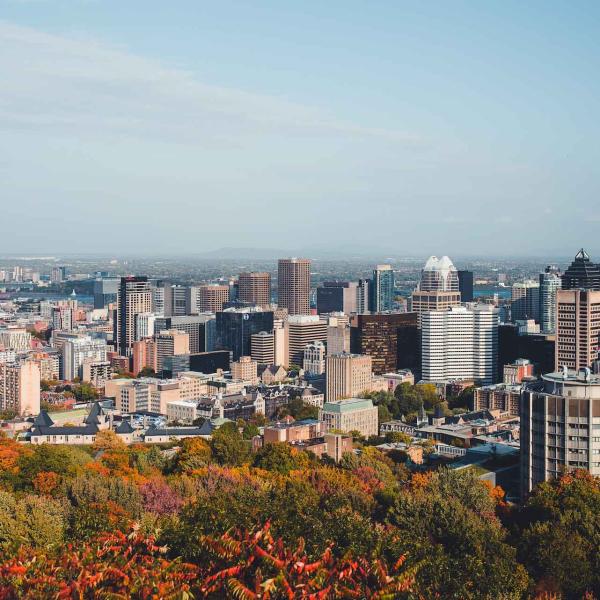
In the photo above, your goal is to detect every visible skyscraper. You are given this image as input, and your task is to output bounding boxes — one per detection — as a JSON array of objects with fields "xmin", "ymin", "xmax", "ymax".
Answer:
[
  {"xmin": 93, "ymin": 277, "xmax": 119, "ymax": 309},
  {"xmin": 521, "ymin": 370, "xmax": 600, "ymax": 494},
  {"xmin": 421, "ymin": 304, "xmax": 499, "ymax": 384},
  {"xmin": 163, "ymin": 285, "xmax": 189, "ymax": 317},
  {"xmin": 115, "ymin": 277, "xmax": 153, "ymax": 357},
  {"xmin": 555, "ymin": 289, "xmax": 600, "ymax": 371},
  {"xmin": 198, "ymin": 284, "xmax": 230, "ymax": 313},
  {"xmin": 539, "ymin": 265, "xmax": 562, "ymax": 334},
  {"xmin": 370, "ymin": 265, "xmax": 394, "ymax": 312},
  {"xmin": 562, "ymin": 249, "xmax": 600, "ymax": 290},
  {"xmin": 238, "ymin": 272, "xmax": 271, "ymax": 308},
  {"xmin": 277, "ymin": 258, "xmax": 311, "ymax": 315},
  {"xmin": 511, "ymin": 281, "xmax": 540, "ymax": 322},
  {"xmin": 215, "ymin": 307, "xmax": 274, "ymax": 360},
  {"xmin": 457, "ymin": 270, "xmax": 474, "ymax": 302},
  {"xmin": 287, "ymin": 315, "xmax": 327, "ymax": 366},
  {"xmin": 316, "ymin": 281, "xmax": 359, "ymax": 315},
  {"xmin": 326, "ymin": 353, "xmax": 373, "ymax": 401},
  {"xmin": 350, "ymin": 312, "xmax": 418, "ymax": 374},
  {"xmin": 410, "ymin": 256, "xmax": 461, "ymax": 324}
]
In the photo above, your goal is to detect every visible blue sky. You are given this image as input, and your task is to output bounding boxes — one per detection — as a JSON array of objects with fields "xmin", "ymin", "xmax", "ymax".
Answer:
[{"xmin": 1, "ymin": 1, "xmax": 599, "ymax": 256}]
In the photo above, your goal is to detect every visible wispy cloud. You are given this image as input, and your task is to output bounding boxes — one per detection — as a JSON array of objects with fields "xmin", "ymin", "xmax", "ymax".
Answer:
[{"xmin": 0, "ymin": 21, "xmax": 421, "ymax": 147}]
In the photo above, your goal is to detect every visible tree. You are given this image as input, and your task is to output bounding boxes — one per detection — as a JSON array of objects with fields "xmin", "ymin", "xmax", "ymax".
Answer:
[
  {"xmin": 137, "ymin": 367, "xmax": 156, "ymax": 378},
  {"xmin": 0, "ymin": 490, "xmax": 68, "ymax": 552},
  {"xmin": 385, "ymin": 431, "xmax": 412, "ymax": 445},
  {"xmin": 253, "ymin": 442, "xmax": 309, "ymax": 474},
  {"xmin": 73, "ymin": 382, "xmax": 99, "ymax": 402},
  {"xmin": 93, "ymin": 430, "xmax": 127, "ymax": 452},
  {"xmin": 139, "ymin": 480, "xmax": 183, "ymax": 515},
  {"xmin": 210, "ymin": 424, "xmax": 250, "ymax": 466},
  {"xmin": 387, "ymin": 469, "xmax": 528, "ymax": 599},
  {"xmin": 17, "ymin": 444, "xmax": 91, "ymax": 488},
  {"xmin": 517, "ymin": 470, "xmax": 600, "ymax": 599},
  {"xmin": 172, "ymin": 437, "xmax": 212, "ymax": 473}
]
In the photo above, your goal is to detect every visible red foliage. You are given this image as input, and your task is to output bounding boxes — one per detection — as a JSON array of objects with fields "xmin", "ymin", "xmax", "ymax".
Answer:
[{"xmin": 0, "ymin": 524, "xmax": 417, "ymax": 599}]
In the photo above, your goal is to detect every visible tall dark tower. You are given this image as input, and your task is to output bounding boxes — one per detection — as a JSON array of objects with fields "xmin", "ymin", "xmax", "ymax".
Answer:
[
  {"xmin": 457, "ymin": 270, "xmax": 474, "ymax": 302},
  {"xmin": 562, "ymin": 249, "xmax": 600, "ymax": 290}
]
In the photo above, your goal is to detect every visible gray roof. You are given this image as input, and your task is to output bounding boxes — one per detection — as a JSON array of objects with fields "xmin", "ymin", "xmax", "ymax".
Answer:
[
  {"xmin": 84, "ymin": 402, "xmax": 105, "ymax": 425},
  {"xmin": 33, "ymin": 411, "xmax": 54, "ymax": 428},
  {"xmin": 115, "ymin": 421, "xmax": 135, "ymax": 434},
  {"xmin": 31, "ymin": 424, "xmax": 99, "ymax": 436},
  {"xmin": 145, "ymin": 427, "xmax": 206, "ymax": 437}
]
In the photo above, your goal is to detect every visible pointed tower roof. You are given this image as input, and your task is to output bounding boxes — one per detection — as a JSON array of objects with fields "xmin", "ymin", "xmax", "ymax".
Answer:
[
  {"xmin": 562, "ymin": 249, "xmax": 600, "ymax": 291},
  {"xmin": 84, "ymin": 402, "xmax": 105, "ymax": 425},
  {"xmin": 34, "ymin": 410, "xmax": 54, "ymax": 428}
]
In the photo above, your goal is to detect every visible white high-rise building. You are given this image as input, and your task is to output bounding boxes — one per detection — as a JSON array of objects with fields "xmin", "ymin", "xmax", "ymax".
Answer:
[
  {"xmin": 62, "ymin": 336, "xmax": 108, "ymax": 381},
  {"xmin": 303, "ymin": 341, "xmax": 326, "ymax": 375},
  {"xmin": 419, "ymin": 256, "xmax": 459, "ymax": 292},
  {"xmin": 421, "ymin": 304, "xmax": 499, "ymax": 384},
  {"xmin": 135, "ymin": 312, "xmax": 157, "ymax": 341},
  {"xmin": 539, "ymin": 266, "xmax": 561, "ymax": 334}
]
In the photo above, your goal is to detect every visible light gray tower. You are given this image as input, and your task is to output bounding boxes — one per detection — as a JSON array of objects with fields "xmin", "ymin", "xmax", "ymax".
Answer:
[{"xmin": 539, "ymin": 265, "xmax": 561, "ymax": 334}]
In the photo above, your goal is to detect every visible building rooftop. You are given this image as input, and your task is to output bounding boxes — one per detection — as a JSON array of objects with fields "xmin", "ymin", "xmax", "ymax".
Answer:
[
  {"xmin": 543, "ymin": 368, "xmax": 600, "ymax": 385},
  {"xmin": 322, "ymin": 398, "xmax": 375, "ymax": 413}
]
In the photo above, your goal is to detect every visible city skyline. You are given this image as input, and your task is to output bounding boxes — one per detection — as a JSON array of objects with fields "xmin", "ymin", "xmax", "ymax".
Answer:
[{"xmin": 2, "ymin": 3, "xmax": 600, "ymax": 254}]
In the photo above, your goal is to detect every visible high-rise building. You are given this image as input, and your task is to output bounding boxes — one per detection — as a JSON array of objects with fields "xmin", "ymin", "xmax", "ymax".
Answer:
[
  {"xmin": 511, "ymin": 281, "xmax": 540, "ymax": 323},
  {"xmin": 155, "ymin": 329, "xmax": 190, "ymax": 374},
  {"xmin": 421, "ymin": 304, "xmax": 499, "ymax": 384},
  {"xmin": 115, "ymin": 277, "xmax": 153, "ymax": 357},
  {"xmin": 215, "ymin": 307, "xmax": 274, "ymax": 360},
  {"xmin": 411, "ymin": 256, "xmax": 461, "ymax": 325},
  {"xmin": 93, "ymin": 277, "xmax": 119, "ymax": 309},
  {"xmin": 0, "ymin": 361, "xmax": 40, "ymax": 416},
  {"xmin": 521, "ymin": 370, "xmax": 600, "ymax": 494},
  {"xmin": 50, "ymin": 266, "xmax": 67, "ymax": 284},
  {"xmin": 316, "ymin": 282, "xmax": 359, "ymax": 315},
  {"xmin": 357, "ymin": 279, "xmax": 370, "ymax": 314},
  {"xmin": 555, "ymin": 289, "xmax": 600, "ymax": 371},
  {"xmin": 198, "ymin": 284, "xmax": 230, "ymax": 313},
  {"xmin": 303, "ymin": 341, "xmax": 326, "ymax": 376},
  {"xmin": 327, "ymin": 321, "xmax": 350, "ymax": 355},
  {"xmin": 370, "ymin": 265, "xmax": 394, "ymax": 313},
  {"xmin": 277, "ymin": 258, "xmax": 311, "ymax": 315},
  {"xmin": 132, "ymin": 338, "xmax": 157, "ymax": 375},
  {"xmin": 238, "ymin": 272, "xmax": 271, "ymax": 308},
  {"xmin": 287, "ymin": 315, "xmax": 327, "ymax": 366},
  {"xmin": 539, "ymin": 265, "xmax": 562, "ymax": 334},
  {"xmin": 231, "ymin": 356, "xmax": 258, "ymax": 383},
  {"xmin": 320, "ymin": 398, "xmax": 378, "ymax": 438},
  {"xmin": 163, "ymin": 285, "xmax": 189, "ymax": 317},
  {"xmin": 0, "ymin": 328, "xmax": 32, "ymax": 352},
  {"xmin": 350, "ymin": 313, "xmax": 419, "ymax": 374},
  {"xmin": 62, "ymin": 336, "xmax": 108, "ymax": 381},
  {"xmin": 154, "ymin": 314, "xmax": 215, "ymax": 354},
  {"xmin": 419, "ymin": 256, "xmax": 459, "ymax": 292},
  {"xmin": 51, "ymin": 306, "xmax": 73, "ymax": 332},
  {"xmin": 457, "ymin": 270, "xmax": 474, "ymax": 302},
  {"xmin": 562, "ymin": 249, "xmax": 600, "ymax": 290},
  {"xmin": 151, "ymin": 282, "xmax": 165, "ymax": 315},
  {"xmin": 251, "ymin": 331, "xmax": 275, "ymax": 365},
  {"xmin": 326, "ymin": 353, "xmax": 373, "ymax": 401},
  {"xmin": 135, "ymin": 312, "xmax": 157, "ymax": 341}
]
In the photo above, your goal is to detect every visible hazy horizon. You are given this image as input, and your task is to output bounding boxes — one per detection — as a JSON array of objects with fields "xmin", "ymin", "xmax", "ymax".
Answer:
[{"xmin": 2, "ymin": 2, "xmax": 599, "ymax": 255}]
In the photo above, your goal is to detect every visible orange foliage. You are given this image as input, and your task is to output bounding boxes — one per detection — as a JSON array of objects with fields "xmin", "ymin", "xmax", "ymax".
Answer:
[
  {"xmin": 410, "ymin": 471, "xmax": 433, "ymax": 490},
  {"xmin": 32, "ymin": 471, "xmax": 60, "ymax": 496},
  {"xmin": 0, "ymin": 434, "xmax": 30, "ymax": 475}
]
